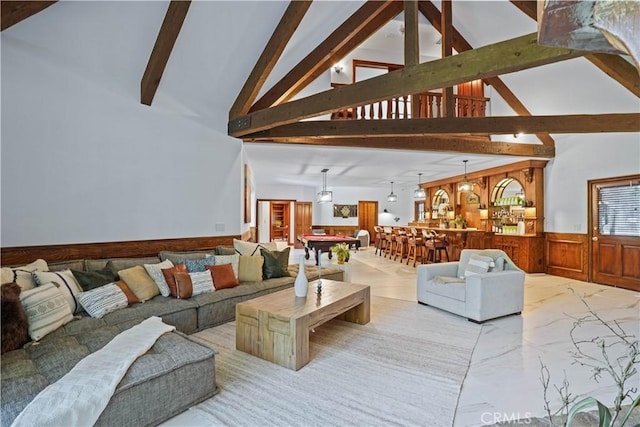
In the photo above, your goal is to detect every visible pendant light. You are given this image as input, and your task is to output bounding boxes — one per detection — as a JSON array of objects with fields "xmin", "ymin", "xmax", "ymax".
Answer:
[
  {"xmin": 414, "ymin": 173, "xmax": 426, "ymax": 199},
  {"xmin": 387, "ymin": 181, "xmax": 397, "ymax": 202},
  {"xmin": 316, "ymin": 168, "xmax": 333, "ymax": 203},
  {"xmin": 457, "ymin": 160, "xmax": 473, "ymax": 192}
]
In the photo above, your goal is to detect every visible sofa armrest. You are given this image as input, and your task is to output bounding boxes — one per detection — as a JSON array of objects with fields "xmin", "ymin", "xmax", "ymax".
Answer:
[
  {"xmin": 417, "ymin": 262, "xmax": 459, "ymax": 283},
  {"xmin": 464, "ymin": 270, "xmax": 525, "ymax": 321}
]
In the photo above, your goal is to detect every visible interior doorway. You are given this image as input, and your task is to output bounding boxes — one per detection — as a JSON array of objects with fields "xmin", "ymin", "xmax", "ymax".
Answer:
[
  {"xmin": 256, "ymin": 199, "xmax": 294, "ymax": 244},
  {"xmin": 358, "ymin": 201, "xmax": 378, "ymax": 245},
  {"xmin": 589, "ymin": 174, "xmax": 640, "ymax": 291}
]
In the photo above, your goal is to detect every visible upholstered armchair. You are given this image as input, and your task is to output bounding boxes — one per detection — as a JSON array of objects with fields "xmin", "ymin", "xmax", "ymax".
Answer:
[{"xmin": 416, "ymin": 249, "xmax": 525, "ymax": 323}]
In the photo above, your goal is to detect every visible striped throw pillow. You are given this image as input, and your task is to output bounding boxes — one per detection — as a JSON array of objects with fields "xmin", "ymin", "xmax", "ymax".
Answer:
[
  {"xmin": 20, "ymin": 282, "xmax": 74, "ymax": 341},
  {"xmin": 77, "ymin": 283, "xmax": 128, "ymax": 319},
  {"xmin": 464, "ymin": 254, "xmax": 495, "ymax": 278}
]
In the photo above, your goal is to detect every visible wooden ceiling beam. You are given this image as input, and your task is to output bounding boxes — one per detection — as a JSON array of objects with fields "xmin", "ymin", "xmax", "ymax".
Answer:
[
  {"xmin": 419, "ymin": 0, "xmax": 555, "ymax": 146},
  {"xmin": 141, "ymin": 1, "xmax": 191, "ymax": 106},
  {"xmin": 509, "ymin": 0, "xmax": 640, "ymax": 97},
  {"xmin": 1, "ymin": 1, "xmax": 56, "ymax": 31},
  {"xmin": 243, "ymin": 136, "xmax": 556, "ymax": 158},
  {"xmin": 241, "ymin": 114, "xmax": 640, "ymax": 139},
  {"xmin": 249, "ymin": 0, "xmax": 403, "ymax": 113},
  {"xmin": 229, "ymin": 32, "xmax": 582, "ymax": 137},
  {"xmin": 229, "ymin": 1, "xmax": 312, "ymax": 119}
]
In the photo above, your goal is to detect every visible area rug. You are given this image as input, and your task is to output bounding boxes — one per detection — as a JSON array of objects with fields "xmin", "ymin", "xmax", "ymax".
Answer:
[{"xmin": 181, "ymin": 296, "xmax": 481, "ymax": 426}]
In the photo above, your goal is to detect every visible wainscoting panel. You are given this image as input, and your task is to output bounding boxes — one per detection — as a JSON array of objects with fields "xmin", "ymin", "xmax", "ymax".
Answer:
[
  {"xmin": 1, "ymin": 235, "xmax": 240, "ymax": 266},
  {"xmin": 545, "ymin": 233, "xmax": 588, "ymax": 281}
]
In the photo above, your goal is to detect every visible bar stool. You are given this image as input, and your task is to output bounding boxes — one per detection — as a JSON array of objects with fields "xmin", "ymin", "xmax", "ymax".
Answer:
[
  {"xmin": 394, "ymin": 228, "xmax": 409, "ymax": 262},
  {"xmin": 425, "ymin": 233, "xmax": 449, "ymax": 263},
  {"xmin": 406, "ymin": 228, "xmax": 426, "ymax": 267},
  {"xmin": 374, "ymin": 226, "xmax": 386, "ymax": 256},
  {"xmin": 384, "ymin": 227, "xmax": 396, "ymax": 258}
]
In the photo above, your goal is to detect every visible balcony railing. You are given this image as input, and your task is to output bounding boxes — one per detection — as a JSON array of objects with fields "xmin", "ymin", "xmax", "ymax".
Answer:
[{"xmin": 330, "ymin": 92, "xmax": 489, "ymax": 120}]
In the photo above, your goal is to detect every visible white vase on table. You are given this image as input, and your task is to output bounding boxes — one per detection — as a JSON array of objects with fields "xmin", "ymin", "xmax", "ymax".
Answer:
[{"xmin": 294, "ymin": 255, "xmax": 308, "ymax": 297}]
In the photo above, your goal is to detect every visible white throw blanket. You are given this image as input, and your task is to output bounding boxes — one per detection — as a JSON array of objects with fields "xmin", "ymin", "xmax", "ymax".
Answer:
[{"xmin": 12, "ymin": 316, "xmax": 175, "ymax": 427}]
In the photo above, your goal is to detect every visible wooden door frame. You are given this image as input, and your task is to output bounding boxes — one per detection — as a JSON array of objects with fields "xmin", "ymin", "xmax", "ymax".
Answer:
[
  {"xmin": 588, "ymin": 173, "xmax": 640, "ymax": 287},
  {"xmin": 256, "ymin": 198, "xmax": 295, "ymax": 244}
]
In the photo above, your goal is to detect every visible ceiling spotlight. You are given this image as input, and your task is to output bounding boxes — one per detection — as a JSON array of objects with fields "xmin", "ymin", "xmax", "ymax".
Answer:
[{"xmin": 333, "ymin": 64, "xmax": 343, "ymax": 74}]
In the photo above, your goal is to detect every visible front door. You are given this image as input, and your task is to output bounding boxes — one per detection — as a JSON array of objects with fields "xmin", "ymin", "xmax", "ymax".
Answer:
[
  {"xmin": 589, "ymin": 175, "xmax": 640, "ymax": 291},
  {"xmin": 358, "ymin": 201, "xmax": 378, "ymax": 245}
]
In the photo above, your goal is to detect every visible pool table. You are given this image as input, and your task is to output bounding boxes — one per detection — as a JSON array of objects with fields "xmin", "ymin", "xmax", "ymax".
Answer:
[{"xmin": 297, "ymin": 234, "xmax": 361, "ymax": 265}]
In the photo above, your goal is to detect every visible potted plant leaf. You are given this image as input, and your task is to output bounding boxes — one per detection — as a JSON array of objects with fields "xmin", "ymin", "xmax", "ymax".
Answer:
[{"xmin": 331, "ymin": 242, "xmax": 350, "ymax": 264}]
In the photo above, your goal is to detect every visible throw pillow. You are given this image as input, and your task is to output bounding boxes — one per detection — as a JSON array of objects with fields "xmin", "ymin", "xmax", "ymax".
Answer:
[
  {"xmin": 114, "ymin": 280, "xmax": 139, "ymax": 305},
  {"xmin": 158, "ymin": 250, "xmax": 216, "ymax": 264},
  {"xmin": 260, "ymin": 247, "xmax": 291, "ymax": 279},
  {"xmin": 143, "ymin": 259, "xmax": 175, "ymax": 297},
  {"xmin": 20, "ymin": 282, "xmax": 74, "ymax": 341},
  {"xmin": 161, "ymin": 263, "xmax": 188, "ymax": 298},
  {"xmin": 213, "ymin": 254, "xmax": 239, "ymax": 279},
  {"xmin": 233, "ymin": 239, "xmax": 278, "ymax": 256},
  {"xmin": 71, "ymin": 267, "xmax": 118, "ymax": 291},
  {"xmin": 1, "ymin": 283, "xmax": 30, "ymax": 354},
  {"xmin": 215, "ymin": 246, "xmax": 236, "ymax": 255},
  {"xmin": 117, "ymin": 266, "xmax": 159, "ymax": 302},
  {"xmin": 1, "ymin": 259, "xmax": 49, "ymax": 290},
  {"xmin": 189, "ymin": 271, "xmax": 215, "ymax": 296},
  {"xmin": 77, "ymin": 283, "xmax": 128, "ymax": 319},
  {"xmin": 173, "ymin": 272, "xmax": 193, "ymax": 299},
  {"xmin": 32, "ymin": 269, "xmax": 84, "ymax": 314},
  {"xmin": 238, "ymin": 255, "xmax": 264, "ymax": 282},
  {"xmin": 464, "ymin": 254, "xmax": 496, "ymax": 278},
  {"xmin": 184, "ymin": 257, "xmax": 215, "ymax": 273},
  {"xmin": 206, "ymin": 264, "xmax": 239, "ymax": 290},
  {"xmin": 491, "ymin": 256, "xmax": 506, "ymax": 272}
]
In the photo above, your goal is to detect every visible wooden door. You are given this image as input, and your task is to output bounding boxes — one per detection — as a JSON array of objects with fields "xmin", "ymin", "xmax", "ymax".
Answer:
[
  {"xmin": 358, "ymin": 201, "xmax": 378, "ymax": 245},
  {"xmin": 295, "ymin": 202, "xmax": 312, "ymax": 249},
  {"xmin": 589, "ymin": 175, "xmax": 640, "ymax": 291}
]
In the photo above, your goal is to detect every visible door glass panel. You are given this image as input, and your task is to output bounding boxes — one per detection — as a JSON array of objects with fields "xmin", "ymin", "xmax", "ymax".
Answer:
[{"xmin": 598, "ymin": 183, "xmax": 640, "ymax": 236}]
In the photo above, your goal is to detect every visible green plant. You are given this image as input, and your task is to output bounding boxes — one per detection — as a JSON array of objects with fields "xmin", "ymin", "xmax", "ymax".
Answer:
[
  {"xmin": 539, "ymin": 289, "xmax": 639, "ymax": 427},
  {"xmin": 453, "ymin": 215, "xmax": 466, "ymax": 227},
  {"xmin": 331, "ymin": 242, "xmax": 350, "ymax": 261}
]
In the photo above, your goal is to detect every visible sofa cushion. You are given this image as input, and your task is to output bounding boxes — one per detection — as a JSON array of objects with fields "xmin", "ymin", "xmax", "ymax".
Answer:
[
  {"xmin": 161, "ymin": 263, "xmax": 188, "ymax": 298},
  {"xmin": 424, "ymin": 278, "xmax": 467, "ymax": 302},
  {"xmin": 233, "ymin": 239, "xmax": 277, "ymax": 256},
  {"xmin": 143, "ymin": 259, "xmax": 174, "ymax": 297},
  {"xmin": 71, "ymin": 267, "xmax": 118, "ymax": 291},
  {"xmin": 1, "ymin": 259, "xmax": 49, "ymax": 291},
  {"xmin": 213, "ymin": 254, "xmax": 239, "ymax": 279},
  {"xmin": 260, "ymin": 247, "xmax": 290, "ymax": 279},
  {"xmin": 238, "ymin": 256, "xmax": 263, "ymax": 282},
  {"xmin": 85, "ymin": 257, "xmax": 161, "ymax": 273},
  {"xmin": 32, "ymin": 270, "xmax": 84, "ymax": 314},
  {"xmin": 1, "ymin": 283, "xmax": 29, "ymax": 354},
  {"xmin": 183, "ymin": 257, "xmax": 215, "ymax": 273},
  {"xmin": 77, "ymin": 283, "xmax": 128, "ymax": 319},
  {"xmin": 215, "ymin": 246, "xmax": 236, "ymax": 256},
  {"xmin": 113, "ymin": 280, "xmax": 139, "ymax": 305},
  {"xmin": 117, "ymin": 266, "xmax": 159, "ymax": 302},
  {"xmin": 206, "ymin": 264, "xmax": 239, "ymax": 290},
  {"xmin": 464, "ymin": 254, "xmax": 495, "ymax": 278},
  {"xmin": 48, "ymin": 260, "xmax": 85, "ymax": 272},
  {"xmin": 20, "ymin": 283, "xmax": 74, "ymax": 341},
  {"xmin": 158, "ymin": 251, "xmax": 216, "ymax": 264}
]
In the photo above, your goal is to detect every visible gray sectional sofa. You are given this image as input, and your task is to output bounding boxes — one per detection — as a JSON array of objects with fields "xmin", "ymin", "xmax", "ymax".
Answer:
[{"xmin": 1, "ymin": 248, "xmax": 343, "ymax": 426}]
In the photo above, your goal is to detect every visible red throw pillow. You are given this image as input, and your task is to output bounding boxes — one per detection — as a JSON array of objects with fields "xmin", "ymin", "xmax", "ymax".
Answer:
[
  {"xmin": 172, "ymin": 272, "xmax": 194, "ymax": 299},
  {"xmin": 114, "ymin": 280, "xmax": 140, "ymax": 305},
  {"xmin": 161, "ymin": 263, "xmax": 188, "ymax": 297},
  {"xmin": 206, "ymin": 264, "xmax": 239, "ymax": 290}
]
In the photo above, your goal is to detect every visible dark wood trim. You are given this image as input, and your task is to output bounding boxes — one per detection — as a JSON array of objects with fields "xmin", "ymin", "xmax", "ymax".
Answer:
[
  {"xmin": 141, "ymin": 1, "xmax": 191, "ymax": 106},
  {"xmin": 545, "ymin": 232, "xmax": 589, "ymax": 281},
  {"xmin": 228, "ymin": 0, "xmax": 312, "ymax": 119},
  {"xmin": 1, "ymin": 1, "xmax": 56, "ymax": 31},
  {"xmin": 311, "ymin": 225, "xmax": 359, "ymax": 237},
  {"xmin": 229, "ymin": 32, "xmax": 583, "ymax": 137},
  {"xmin": 250, "ymin": 0, "xmax": 403, "ymax": 112},
  {"xmin": 1, "ymin": 235, "xmax": 242, "ymax": 266}
]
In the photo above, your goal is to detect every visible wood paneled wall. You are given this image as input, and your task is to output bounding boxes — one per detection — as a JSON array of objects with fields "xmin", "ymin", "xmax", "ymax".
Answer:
[
  {"xmin": 311, "ymin": 225, "xmax": 358, "ymax": 237},
  {"xmin": 1, "ymin": 235, "xmax": 242, "ymax": 266},
  {"xmin": 545, "ymin": 232, "xmax": 589, "ymax": 281}
]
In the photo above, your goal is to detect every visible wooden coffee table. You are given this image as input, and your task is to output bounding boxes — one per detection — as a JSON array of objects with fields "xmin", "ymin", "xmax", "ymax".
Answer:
[{"xmin": 235, "ymin": 280, "xmax": 370, "ymax": 370}]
